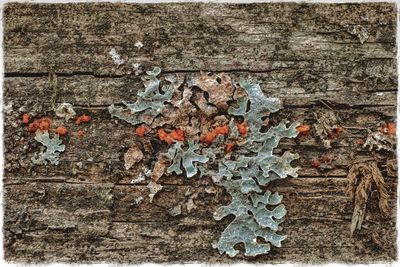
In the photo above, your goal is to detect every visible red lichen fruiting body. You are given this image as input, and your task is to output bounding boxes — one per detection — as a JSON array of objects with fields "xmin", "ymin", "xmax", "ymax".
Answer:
[
  {"xmin": 319, "ymin": 155, "xmax": 333, "ymax": 164},
  {"xmin": 157, "ymin": 128, "xmax": 168, "ymax": 140},
  {"xmin": 236, "ymin": 122, "xmax": 248, "ymax": 137},
  {"xmin": 77, "ymin": 130, "xmax": 85, "ymax": 138},
  {"xmin": 56, "ymin": 126, "xmax": 68, "ymax": 136},
  {"xmin": 22, "ymin": 113, "xmax": 30, "ymax": 124},
  {"xmin": 201, "ymin": 124, "xmax": 229, "ymax": 144},
  {"xmin": 76, "ymin": 115, "xmax": 92, "ymax": 125},
  {"xmin": 310, "ymin": 158, "xmax": 321, "ymax": 168},
  {"xmin": 225, "ymin": 142, "xmax": 235, "ymax": 153},
  {"xmin": 296, "ymin": 124, "xmax": 310, "ymax": 136},
  {"xmin": 356, "ymin": 139, "xmax": 365, "ymax": 145},
  {"xmin": 387, "ymin": 122, "xmax": 396, "ymax": 135},
  {"xmin": 214, "ymin": 125, "xmax": 229, "ymax": 136},
  {"xmin": 28, "ymin": 124, "xmax": 36, "ymax": 133},
  {"xmin": 170, "ymin": 129, "xmax": 186, "ymax": 142},
  {"xmin": 379, "ymin": 122, "xmax": 396, "ymax": 135},
  {"xmin": 328, "ymin": 126, "xmax": 344, "ymax": 139},
  {"xmin": 200, "ymin": 132, "xmax": 216, "ymax": 144},
  {"xmin": 28, "ymin": 117, "xmax": 52, "ymax": 133},
  {"xmin": 135, "ymin": 124, "xmax": 149, "ymax": 137},
  {"xmin": 157, "ymin": 128, "xmax": 174, "ymax": 145}
]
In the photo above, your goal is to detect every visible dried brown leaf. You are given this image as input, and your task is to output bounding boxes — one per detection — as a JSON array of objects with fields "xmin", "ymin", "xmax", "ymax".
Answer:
[
  {"xmin": 233, "ymin": 82, "xmax": 247, "ymax": 100},
  {"xmin": 147, "ymin": 180, "xmax": 163, "ymax": 203},
  {"xmin": 124, "ymin": 145, "xmax": 144, "ymax": 170},
  {"xmin": 189, "ymin": 72, "xmax": 234, "ymax": 110},
  {"xmin": 151, "ymin": 87, "xmax": 201, "ymax": 138},
  {"xmin": 168, "ymin": 204, "xmax": 182, "ymax": 217},
  {"xmin": 313, "ymin": 110, "xmax": 340, "ymax": 148},
  {"xmin": 151, "ymin": 153, "xmax": 170, "ymax": 182}
]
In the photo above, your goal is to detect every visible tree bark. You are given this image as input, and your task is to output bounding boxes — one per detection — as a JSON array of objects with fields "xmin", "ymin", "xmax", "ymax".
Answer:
[{"xmin": 3, "ymin": 2, "xmax": 397, "ymax": 263}]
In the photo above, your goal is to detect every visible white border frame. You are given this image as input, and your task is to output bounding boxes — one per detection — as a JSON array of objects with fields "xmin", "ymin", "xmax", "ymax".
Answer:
[{"xmin": 0, "ymin": 0, "xmax": 398, "ymax": 266}]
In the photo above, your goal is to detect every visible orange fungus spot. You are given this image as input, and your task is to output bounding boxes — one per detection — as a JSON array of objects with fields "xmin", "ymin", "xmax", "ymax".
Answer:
[
  {"xmin": 311, "ymin": 159, "xmax": 320, "ymax": 168},
  {"xmin": 157, "ymin": 128, "xmax": 168, "ymax": 139},
  {"xmin": 387, "ymin": 122, "xmax": 396, "ymax": 135},
  {"xmin": 296, "ymin": 124, "xmax": 310, "ymax": 136},
  {"xmin": 356, "ymin": 139, "xmax": 365, "ymax": 145},
  {"xmin": 225, "ymin": 142, "xmax": 235, "ymax": 153},
  {"xmin": 170, "ymin": 129, "xmax": 186, "ymax": 142},
  {"xmin": 203, "ymin": 132, "xmax": 216, "ymax": 144},
  {"xmin": 328, "ymin": 126, "xmax": 344, "ymax": 139},
  {"xmin": 214, "ymin": 125, "xmax": 229, "ymax": 136},
  {"xmin": 157, "ymin": 128, "xmax": 186, "ymax": 144},
  {"xmin": 22, "ymin": 113, "xmax": 30, "ymax": 124},
  {"xmin": 379, "ymin": 122, "xmax": 396, "ymax": 135},
  {"xmin": 157, "ymin": 129, "xmax": 173, "ymax": 145},
  {"xmin": 76, "ymin": 115, "xmax": 91, "ymax": 125},
  {"xmin": 56, "ymin": 125, "xmax": 68, "ymax": 136},
  {"xmin": 28, "ymin": 117, "xmax": 52, "ymax": 133},
  {"xmin": 135, "ymin": 124, "xmax": 149, "ymax": 137},
  {"xmin": 201, "ymin": 124, "xmax": 230, "ymax": 144},
  {"xmin": 319, "ymin": 155, "xmax": 333, "ymax": 164},
  {"xmin": 77, "ymin": 130, "xmax": 85, "ymax": 138},
  {"xmin": 237, "ymin": 122, "xmax": 248, "ymax": 137}
]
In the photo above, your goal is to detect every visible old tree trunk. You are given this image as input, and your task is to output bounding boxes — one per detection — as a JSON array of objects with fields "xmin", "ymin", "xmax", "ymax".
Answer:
[{"xmin": 2, "ymin": 2, "xmax": 397, "ymax": 263}]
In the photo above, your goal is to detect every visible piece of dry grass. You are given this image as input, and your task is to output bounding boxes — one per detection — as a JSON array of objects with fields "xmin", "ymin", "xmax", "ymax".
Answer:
[
  {"xmin": 346, "ymin": 161, "xmax": 388, "ymax": 235},
  {"xmin": 386, "ymin": 159, "xmax": 397, "ymax": 177}
]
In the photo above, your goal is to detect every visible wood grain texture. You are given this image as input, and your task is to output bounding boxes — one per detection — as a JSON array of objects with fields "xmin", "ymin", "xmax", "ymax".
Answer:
[{"xmin": 2, "ymin": 2, "xmax": 397, "ymax": 263}]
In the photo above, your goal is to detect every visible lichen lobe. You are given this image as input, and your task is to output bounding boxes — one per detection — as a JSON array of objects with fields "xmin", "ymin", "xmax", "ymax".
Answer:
[
  {"xmin": 108, "ymin": 67, "xmax": 173, "ymax": 126},
  {"xmin": 213, "ymin": 179, "xmax": 287, "ymax": 257},
  {"xmin": 31, "ymin": 131, "xmax": 65, "ymax": 165},
  {"xmin": 166, "ymin": 141, "xmax": 209, "ymax": 178}
]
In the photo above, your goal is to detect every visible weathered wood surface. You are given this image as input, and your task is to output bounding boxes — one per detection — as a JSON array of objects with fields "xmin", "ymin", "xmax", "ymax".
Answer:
[{"xmin": 2, "ymin": 2, "xmax": 397, "ymax": 263}]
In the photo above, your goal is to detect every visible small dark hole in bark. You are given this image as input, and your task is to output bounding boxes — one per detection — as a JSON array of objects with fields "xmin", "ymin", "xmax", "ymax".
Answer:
[
  {"xmin": 246, "ymin": 100, "xmax": 251, "ymax": 112},
  {"xmin": 204, "ymin": 91, "xmax": 210, "ymax": 102}
]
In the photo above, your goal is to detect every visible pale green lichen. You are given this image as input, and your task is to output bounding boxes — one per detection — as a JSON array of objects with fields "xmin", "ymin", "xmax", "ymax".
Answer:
[
  {"xmin": 229, "ymin": 78, "xmax": 281, "ymax": 137},
  {"xmin": 213, "ymin": 179, "xmax": 286, "ymax": 257},
  {"xmin": 221, "ymin": 150, "xmax": 299, "ymax": 193},
  {"xmin": 202, "ymin": 135, "xmax": 226, "ymax": 162},
  {"xmin": 31, "ymin": 131, "xmax": 65, "ymax": 165},
  {"xmin": 211, "ymin": 77, "xmax": 300, "ymax": 257},
  {"xmin": 166, "ymin": 140, "xmax": 209, "ymax": 178},
  {"xmin": 108, "ymin": 67, "xmax": 174, "ymax": 126}
]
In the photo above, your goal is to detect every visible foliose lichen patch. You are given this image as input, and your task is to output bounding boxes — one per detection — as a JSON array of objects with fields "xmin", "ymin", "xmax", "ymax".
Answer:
[
  {"xmin": 31, "ymin": 130, "xmax": 65, "ymax": 165},
  {"xmin": 108, "ymin": 67, "xmax": 300, "ymax": 257}
]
